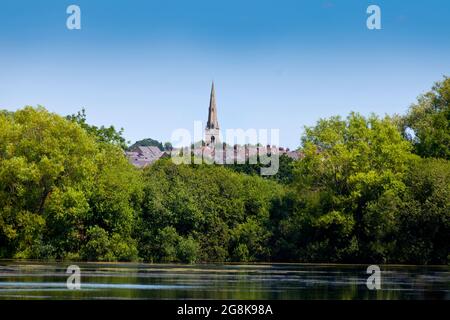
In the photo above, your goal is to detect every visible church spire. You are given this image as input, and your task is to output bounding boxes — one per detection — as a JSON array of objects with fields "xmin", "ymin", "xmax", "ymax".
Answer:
[
  {"xmin": 207, "ymin": 81, "xmax": 219, "ymax": 129},
  {"xmin": 205, "ymin": 81, "xmax": 220, "ymax": 146}
]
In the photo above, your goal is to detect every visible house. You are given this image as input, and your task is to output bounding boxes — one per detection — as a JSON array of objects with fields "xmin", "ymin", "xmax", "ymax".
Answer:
[{"xmin": 125, "ymin": 146, "xmax": 167, "ymax": 168}]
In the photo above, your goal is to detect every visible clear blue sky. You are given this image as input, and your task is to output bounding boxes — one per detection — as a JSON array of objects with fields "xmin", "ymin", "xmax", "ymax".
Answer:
[{"xmin": 1, "ymin": 0, "xmax": 449, "ymax": 148}]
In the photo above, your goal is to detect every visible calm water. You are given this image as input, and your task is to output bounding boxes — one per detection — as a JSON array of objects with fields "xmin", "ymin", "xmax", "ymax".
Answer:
[{"xmin": 0, "ymin": 260, "xmax": 448, "ymax": 300}]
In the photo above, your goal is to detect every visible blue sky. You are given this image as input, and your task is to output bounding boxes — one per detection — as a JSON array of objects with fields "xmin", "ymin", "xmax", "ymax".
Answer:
[{"xmin": 0, "ymin": 0, "xmax": 449, "ymax": 148}]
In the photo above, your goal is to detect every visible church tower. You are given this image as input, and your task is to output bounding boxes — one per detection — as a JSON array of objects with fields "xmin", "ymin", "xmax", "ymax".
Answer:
[{"xmin": 205, "ymin": 82, "xmax": 220, "ymax": 146}]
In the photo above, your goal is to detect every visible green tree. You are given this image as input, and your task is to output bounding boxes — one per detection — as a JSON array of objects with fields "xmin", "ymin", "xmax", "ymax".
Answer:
[
  {"xmin": 129, "ymin": 138, "xmax": 164, "ymax": 151},
  {"xmin": 138, "ymin": 159, "xmax": 283, "ymax": 262},
  {"xmin": 395, "ymin": 158, "xmax": 450, "ymax": 264},
  {"xmin": 284, "ymin": 112, "xmax": 417, "ymax": 262},
  {"xmin": 0, "ymin": 106, "xmax": 141, "ymax": 260},
  {"xmin": 227, "ymin": 153, "xmax": 295, "ymax": 184},
  {"xmin": 177, "ymin": 236, "xmax": 200, "ymax": 263},
  {"xmin": 164, "ymin": 142, "xmax": 173, "ymax": 151},
  {"xmin": 67, "ymin": 109, "xmax": 128, "ymax": 150},
  {"xmin": 402, "ymin": 77, "xmax": 450, "ymax": 159},
  {"xmin": 0, "ymin": 107, "xmax": 97, "ymax": 258}
]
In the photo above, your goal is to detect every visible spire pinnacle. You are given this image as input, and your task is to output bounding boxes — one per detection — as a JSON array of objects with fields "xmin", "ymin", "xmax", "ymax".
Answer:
[{"xmin": 207, "ymin": 81, "xmax": 219, "ymax": 129}]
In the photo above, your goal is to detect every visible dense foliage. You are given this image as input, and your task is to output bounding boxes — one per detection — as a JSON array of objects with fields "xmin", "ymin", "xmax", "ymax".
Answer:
[
  {"xmin": 137, "ymin": 160, "xmax": 283, "ymax": 262},
  {"xmin": 128, "ymin": 138, "xmax": 172, "ymax": 151},
  {"xmin": 226, "ymin": 153, "xmax": 295, "ymax": 184},
  {"xmin": 0, "ymin": 78, "xmax": 449, "ymax": 264},
  {"xmin": 272, "ymin": 113, "xmax": 449, "ymax": 264},
  {"xmin": 0, "ymin": 107, "xmax": 141, "ymax": 260},
  {"xmin": 67, "ymin": 108, "xmax": 128, "ymax": 150},
  {"xmin": 402, "ymin": 77, "xmax": 450, "ymax": 159}
]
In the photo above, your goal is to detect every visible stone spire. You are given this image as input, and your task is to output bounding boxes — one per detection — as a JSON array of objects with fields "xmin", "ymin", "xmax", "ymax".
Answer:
[
  {"xmin": 205, "ymin": 81, "xmax": 220, "ymax": 146},
  {"xmin": 207, "ymin": 81, "xmax": 219, "ymax": 129}
]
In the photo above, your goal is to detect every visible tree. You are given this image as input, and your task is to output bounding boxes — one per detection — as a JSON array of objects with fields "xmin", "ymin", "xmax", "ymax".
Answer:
[
  {"xmin": 164, "ymin": 142, "xmax": 173, "ymax": 151},
  {"xmin": 0, "ymin": 107, "xmax": 97, "ymax": 258},
  {"xmin": 395, "ymin": 158, "xmax": 450, "ymax": 264},
  {"xmin": 129, "ymin": 138, "xmax": 164, "ymax": 151},
  {"xmin": 137, "ymin": 159, "xmax": 284, "ymax": 262},
  {"xmin": 226, "ymin": 153, "xmax": 295, "ymax": 184},
  {"xmin": 67, "ymin": 109, "xmax": 128, "ymax": 150},
  {"xmin": 283, "ymin": 112, "xmax": 417, "ymax": 262},
  {"xmin": 0, "ymin": 107, "xmax": 141, "ymax": 260},
  {"xmin": 402, "ymin": 77, "xmax": 450, "ymax": 159}
]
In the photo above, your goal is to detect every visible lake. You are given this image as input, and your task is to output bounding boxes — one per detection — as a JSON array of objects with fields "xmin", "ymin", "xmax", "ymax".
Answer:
[{"xmin": 0, "ymin": 261, "xmax": 448, "ymax": 300}]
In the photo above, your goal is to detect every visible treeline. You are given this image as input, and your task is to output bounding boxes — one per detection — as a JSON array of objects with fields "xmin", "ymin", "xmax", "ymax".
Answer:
[
  {"xmin": 0, "ymin": 77, "xmax": 448, "ymax": 264},
  {"xmin": 128, "ymin": 138, "xmax": 173, "ymax": 152}
]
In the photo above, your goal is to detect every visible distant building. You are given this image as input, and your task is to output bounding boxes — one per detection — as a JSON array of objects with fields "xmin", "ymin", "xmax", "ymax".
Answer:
[
  {"xmin": 126, "ymin": 83, "xmax": 302, "ymax": 168},
  {"xmin": 125, "ymin": 146, "xmax": 167, "ymax": 168},
  {"xmin": 191, "ymin": 144, "xmax": 302, "ymax": 163},
  {"xmin": 202, "ymin": 82, "xmax": 302, "ymax": 161},
  {"xmin": 205, "ymin": 82, "xmax": 220, "ymax": 146}
]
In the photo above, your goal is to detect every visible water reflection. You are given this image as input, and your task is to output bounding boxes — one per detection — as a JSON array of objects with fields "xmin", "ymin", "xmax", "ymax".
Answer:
[{"xmin": 0, "ymin": 261, "xmax": 448, "ymax": 300}]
